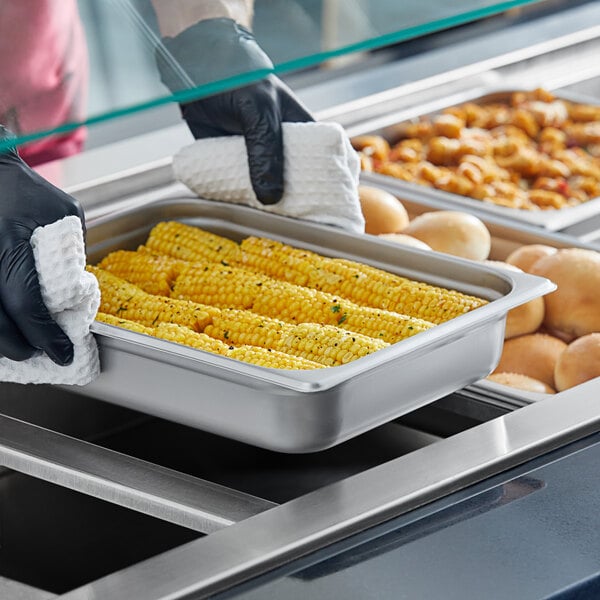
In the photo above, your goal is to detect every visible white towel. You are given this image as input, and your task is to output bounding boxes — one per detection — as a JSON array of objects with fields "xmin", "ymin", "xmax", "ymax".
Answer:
[
  {"xmin": 0, "ymin": 216, "xmax": 100, "ymax": 385},
  {"xmin": 173, "ymin": 121, "xmax": 365, "ymax": 234}
]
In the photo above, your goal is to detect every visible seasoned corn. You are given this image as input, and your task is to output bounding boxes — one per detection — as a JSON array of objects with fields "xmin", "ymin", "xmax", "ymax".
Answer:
[
  {"xmin": 95, "ymin": 313, "xmax": 321, "ymax": 370},
  {"xmin": 98, "ymin": 250, "xmax": 183, "ymax": 296},
  {"xmin": 88, "ymin": 266, "xmax": 216, "ymax": 332},
  {"xmin": 204, "ymin": 310, "xmax": 389, "ymax": 366},
  {"xmin": 154, "ymin": 323, "xmax": 231, "ymax": 355},
  {"xmin": 226, "ymin": 346, "xmax": 324, "ymax": 370},
  {"xmin": 146, "ymin": 221, "xmax": 241, "ymax": 264},
  {"xmin": 172, "ymin": 263, "xmax": 270, "ymax": 310},
  {"xmin": 95, "ymin": 312, "xmax": 155, "ymax": 335},
  {"xmin": 172, "ymin": 263, "xmax": 433, "ymax": 343},
  {"xmin": 240, "ymin": 236, "xmax": 487, "ymax": 323}
]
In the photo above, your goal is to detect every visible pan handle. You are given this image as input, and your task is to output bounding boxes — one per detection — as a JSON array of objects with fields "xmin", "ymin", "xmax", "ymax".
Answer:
[{"xmin": 0, "ymin": 414, "xmax": 276, "ymax": 534}]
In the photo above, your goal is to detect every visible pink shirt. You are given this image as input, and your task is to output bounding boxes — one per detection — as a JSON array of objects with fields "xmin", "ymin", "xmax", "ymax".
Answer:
[{"xmin": 0, "ymin": 0, "xmax": 88, "ymax": 166}]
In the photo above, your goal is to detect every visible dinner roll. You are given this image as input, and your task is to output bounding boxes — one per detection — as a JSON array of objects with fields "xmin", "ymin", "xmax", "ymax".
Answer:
[
  {"xmin": 377, "ymin": 233, "xmax": 432, "ymax": 250},
  {"xmin": 554, "ymin": 333, "xmax": 600, "ymax": 391},
  {"xmin": 359, "ymin": 186, "xmax": 410, "ymax": 234},
  {"xmin": 506, "ymin": 244, "xmax": 557, "ymax": 273},
  {"xmin": 505, "ymin": 297, "xmax": 545, "ymax": 339},
  {"xmin": 487, "ymin": 372, "xmax": 555, "ymax": 394},
  {"xmin": 481, "ymin": 261, "xmax": 544, "ymax": 338},
  {"xmin": 530, "ymin": 248, "xmax": 600, "ymax": 338},
  {"xmin": 402, "ymin": 210, "xmax": 491, "ymax": 260},
  {"xmin": 492, "ymin": 333, "xmax": 567, "ymax": 388}
]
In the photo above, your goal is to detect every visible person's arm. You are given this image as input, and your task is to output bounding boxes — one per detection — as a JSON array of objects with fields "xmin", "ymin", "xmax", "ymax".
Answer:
[
  {"xmin": 0, "ymin": 125, "xmax": 82, "ymax": 365},
  {"xmin": 148, "ymin": 0, "xmax": 314, "ymax": 205},
  {"xmin": 150, "ymin": 0, "xmax": 254, "ymax": 35}
]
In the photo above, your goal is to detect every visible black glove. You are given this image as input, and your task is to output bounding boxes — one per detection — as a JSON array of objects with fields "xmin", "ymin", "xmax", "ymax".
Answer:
[
  {"xmin": 157, "ymin": 18, "xmax": 314, "ymax": 205},
  {"xmin": 0, "ymin": 127, "xmax": 84, "ymax": 365}
]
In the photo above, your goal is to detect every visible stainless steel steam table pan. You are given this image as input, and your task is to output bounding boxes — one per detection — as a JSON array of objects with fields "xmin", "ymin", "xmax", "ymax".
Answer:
[
  {"xmin": 355, "ymin": 88, "xmax": 600, "ymax": 230},
  {"xmin": 80, "ymin": 198, "xmax": 553, "ymax": 453}
]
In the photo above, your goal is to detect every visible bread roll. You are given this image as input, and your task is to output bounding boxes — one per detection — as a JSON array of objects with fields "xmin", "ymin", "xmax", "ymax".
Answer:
[
  {"xmin": 358, "ymin": 186, "xmax": 410, "ymax": 235},
  {"xmin": 492, "ymin": 333, "xmax": 567, "ymax": 388},
  {"xmin": 530, "ymin": 248, "xmax": 600, "ymax": 338},
  {"xmin": 377, "ymin": 233, "xmax": 432, "ymax": 250},
  {"xmin": 505, "ymin": 297, "xmax": 545, "ymax": 339},
  {"xmin": 554, "ymin": 333, "xmax": 600, "ymax": 391},
  {"xmin": 487, "ymin": 372, "xmax": 555, "ymax": 394},
  {"xmin": 402, "ymin": 210, "xmax": 491, "ymax": 260},
  {"xmin": 481, "ymin": 261, "xmax": 545, "ymax": 338},
  {"xmin": 506, "ymin": 244, "xmax": 557, "ymax": 273}
]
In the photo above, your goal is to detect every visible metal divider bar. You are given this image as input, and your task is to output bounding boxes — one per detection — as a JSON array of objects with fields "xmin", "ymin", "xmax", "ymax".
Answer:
[{"xmin": 0, "ymin": 414, "xmax": 277, "ymax": 534}]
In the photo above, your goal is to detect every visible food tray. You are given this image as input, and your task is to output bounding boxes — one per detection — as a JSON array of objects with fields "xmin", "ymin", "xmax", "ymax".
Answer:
[
  {"xmin": 355, "ymin": 88, "xmax": 600, "ymax": 231},
  {"xmin": 80, "ymin": 198, "xmax": 553, "ymax": 453}
]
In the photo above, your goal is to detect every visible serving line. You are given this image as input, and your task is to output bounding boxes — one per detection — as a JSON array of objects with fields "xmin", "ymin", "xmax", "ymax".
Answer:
[
  {"xmin": 0, "ymin": 414, "xmax": 276, "ymax": 534},
  {"xmin": 58, "ymin": 379, "xmax": 600, "ymax": 600}
]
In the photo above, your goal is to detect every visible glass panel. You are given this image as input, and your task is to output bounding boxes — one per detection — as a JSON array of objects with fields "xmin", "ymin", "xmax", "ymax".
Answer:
[{"xmin": 0, "ymin": 0, "xmax": 545, "ymax": 155}]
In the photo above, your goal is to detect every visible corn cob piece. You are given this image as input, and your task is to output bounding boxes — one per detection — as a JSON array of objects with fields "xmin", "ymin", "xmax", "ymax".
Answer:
[
  {"xmin": 88, "ymin": 266, "xmax": 216, "ymax": 332},
  {"xmin": 96, "ymin": 313, "xmax": 320, "ymax": 369},
  {"xmin": 95, "ymin": 312, "xmax": 155, "ymax": 335},
  {"xmin": 172, "ymin": 263, "xmax": 271, "ymax": 310},
  {"xmin": 154, "ymin": 323, "xmax": 231, "ymax": 355},
  {"xmin": 226, "ymin": 346, "xmax": 324, "ymax": 370},
  {"xmin": 146, "ymin": 221, "xmax": 241, "ymax": 265},
  {"xmin": 98, "ymin": 250, "xmax": 184, "ymax": 296},
  {"xmin": 204, "ymin": 309, "xmax": 389, "ymax": 366},
  {"xmin": 156, "ymin": 323, "xmax": 321, "ymax": 368},
  {"xmin": 172, "ymin": 263, "xmax": 433, "ymax": 343},
  {"xmin": 240, "ymin": 236, "xmax": 487, "ymax": 324}
]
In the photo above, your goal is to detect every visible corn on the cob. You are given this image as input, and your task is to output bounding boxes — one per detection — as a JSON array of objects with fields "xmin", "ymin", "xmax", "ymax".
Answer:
[
  {"xmin": 172, "ymin": 263, "xmax": 433, "ymax": 343},
  {"xmin": 154, "ymin": 323, "xmax": 231, "ymax": 355},
  {"xmin": 146, "ymin": 221, "xmax": 241, "ymax": 264},
  {"xmin": 95, "ymin": 313, "xmax": 321, "ymax": 369},
  {"xmin": 172, "ymin": 263, "xmax": 270, "ymax": 310},
  {"xmin": 88, "ymin": 266, "xmax": 216, "ymax": 332},
  {"xmin": 156, "ymin": 323, "xmax": 321, "ymax": 368},
  {"xmin": 95, "ymin": 312, "xmax": 155, "ymax": 335},
  {"xmin": 226, "ymin": 346, "xmax": 324, "ymax": 370},
  {"xmin": 240, "ymin": 236, "xmax": 487, "ymax": 323},
  {"xmin": 204, "ymin": 309, "xmax": 389, "ymax": 366},
  {"xmin": 98, "ymin": 250, "xmax": 183, "ymax": 296}
]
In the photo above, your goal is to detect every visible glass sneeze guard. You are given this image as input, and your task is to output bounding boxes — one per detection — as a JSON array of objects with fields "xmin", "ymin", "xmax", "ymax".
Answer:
[{"xmin": 0, "ymin": 0, "xmax": 547, "ymax": 154}]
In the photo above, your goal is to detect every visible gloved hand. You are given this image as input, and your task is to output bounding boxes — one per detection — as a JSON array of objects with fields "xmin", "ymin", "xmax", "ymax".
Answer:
[
  {"xmin": 0, "ymin": 127, "xmax": 83, "ymax": 365},
  {"xmin": 157, "ymin": 18, "xmax": 314, "ymax": 205}
]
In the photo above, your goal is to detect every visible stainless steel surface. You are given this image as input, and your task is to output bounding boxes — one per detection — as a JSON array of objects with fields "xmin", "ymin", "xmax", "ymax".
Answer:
[
  {"xmin": 59, "ymin": 379, "xmax": 600, "ymax": 600},
  {"xmin": 0, "ymin": 414, "xmax": 275, "ymax": 533},
  {"xmin": 82, "ymin": 197, "xmax": 552, "ymax": 452},
  {"xmin": 356, "ymin": 88, "xmax": 600, "ymax": 230},
  {"xmin": 0, "ymin": 577, "xmax": 55, "ymax": 600},
  {"xmin": 469, "ymin": 378, "xmax": 555, "ymax": 405},
  {"xmin": 95, "ymin": 417, "xmax": 441, "ymax": 505}
]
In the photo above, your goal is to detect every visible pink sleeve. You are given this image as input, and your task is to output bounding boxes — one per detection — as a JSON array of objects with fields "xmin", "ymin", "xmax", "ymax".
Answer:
[{"xmin": 0, "ymin": 0, "xmax": 88, "ymax": 165}]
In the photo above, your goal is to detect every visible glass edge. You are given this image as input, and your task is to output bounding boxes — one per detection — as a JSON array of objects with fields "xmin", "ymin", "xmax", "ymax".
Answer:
[{"xmin": 0, "ymin": 0, "xmax": 545, "ymax": 152}]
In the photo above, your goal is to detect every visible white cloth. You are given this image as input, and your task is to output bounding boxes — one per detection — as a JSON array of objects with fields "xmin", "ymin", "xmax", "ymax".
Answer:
[
  {"xmin": 173, "ymin": 121, "xmax": 365, "ymax": 234},
  {"xmin": 0, "ymin": 216, "xmax": 100, "ymax": 385}
]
